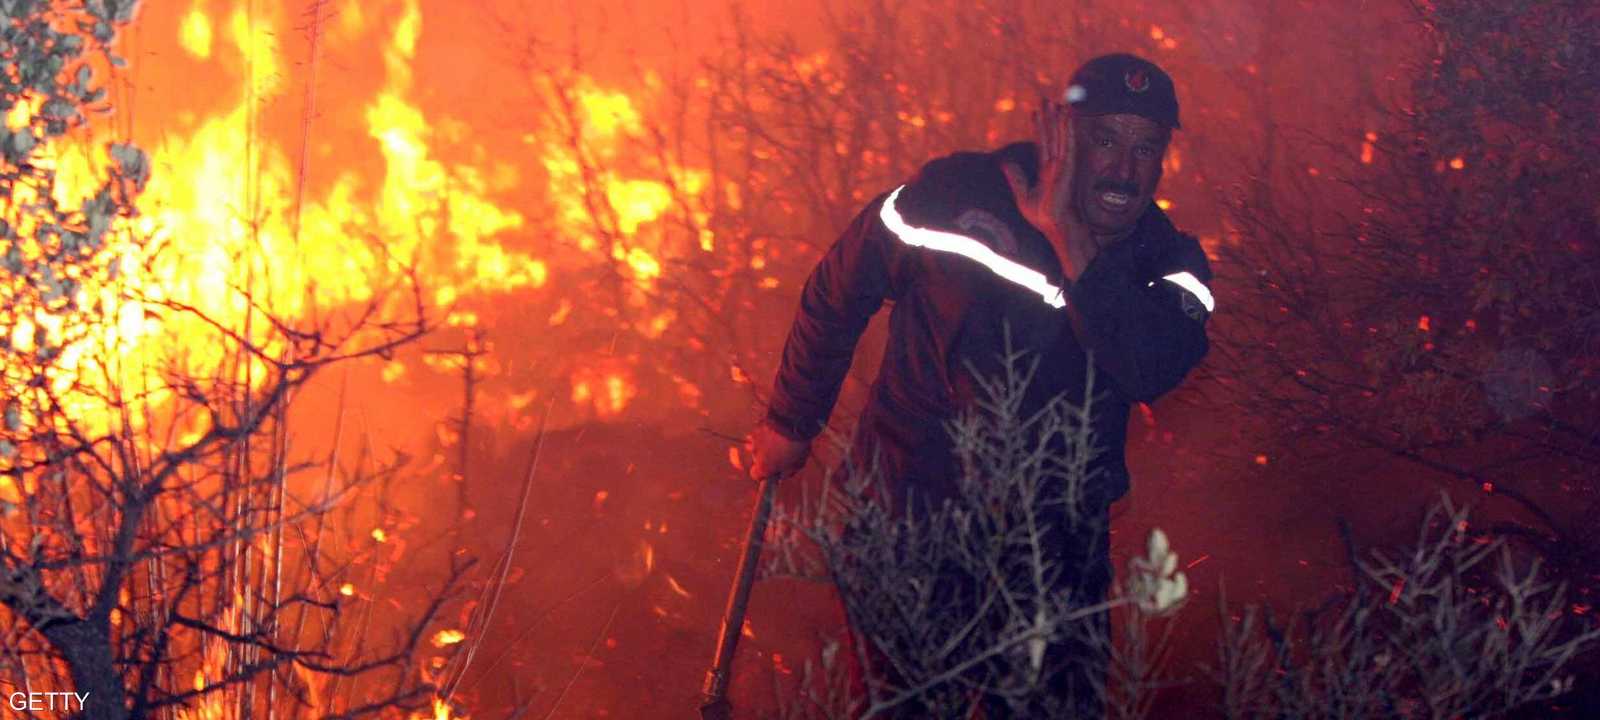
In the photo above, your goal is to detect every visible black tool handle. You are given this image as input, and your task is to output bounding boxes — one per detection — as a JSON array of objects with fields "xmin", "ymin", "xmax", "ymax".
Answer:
[{"xmin": 700, "ymin": 470, "xmax": 784, "ymax": 719}]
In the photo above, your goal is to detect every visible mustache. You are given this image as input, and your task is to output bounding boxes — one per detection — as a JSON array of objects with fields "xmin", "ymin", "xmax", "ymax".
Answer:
[{"xmin": 1091, "ymin": 180, "xmax": 1141, "ymax": 195}]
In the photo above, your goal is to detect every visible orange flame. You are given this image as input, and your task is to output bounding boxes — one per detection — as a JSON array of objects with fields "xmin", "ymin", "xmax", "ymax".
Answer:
[
  {"xmin": 11, "ymin": 0, "xmax": 695, "ymax": 440},
  {"xmin": 4, "ymin": 2, "xmax": 731, "ymax": 718},
  {"xmin": 407, "ymin": 697, "xmax": 463, "ymax": 720}
]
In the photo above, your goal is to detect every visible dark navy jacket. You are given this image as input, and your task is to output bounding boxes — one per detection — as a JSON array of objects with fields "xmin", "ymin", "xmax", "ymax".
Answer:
[{"xmin": 765, "ymin": 141, "xmax": 1213, "ymax": 510}]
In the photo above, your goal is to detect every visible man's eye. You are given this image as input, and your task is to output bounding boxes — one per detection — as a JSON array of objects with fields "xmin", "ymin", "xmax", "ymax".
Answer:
[
  {"xmin": 1097, "ymin": 138, "xmax": 1113, "ymax": 148},
  {"xmin": 1135, "ymin": 147, "xmax": 1155, "ymax": 158}
]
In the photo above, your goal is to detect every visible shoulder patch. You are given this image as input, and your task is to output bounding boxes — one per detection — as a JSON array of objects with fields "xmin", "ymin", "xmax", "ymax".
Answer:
[
  {"xmin": 955, "ymin": 208, "xmax": 1020, "ymax": 257},
  {"xmin": 1157, "ymin": 270, "xmax": 1215, "ymax": 319},
  {"xmin": 1180, "ymin": 289, "xmax": 1208, "ymax": 320}
]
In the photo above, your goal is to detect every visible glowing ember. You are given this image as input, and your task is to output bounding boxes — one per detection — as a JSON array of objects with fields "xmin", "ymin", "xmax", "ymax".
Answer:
[
  {"xmin": 615, "ymin": 539, "xmax": 655, "ymax": 589},
  {"xmin": 431, "ymin": 629, "xmax": 466, "ymax": 647},
  {"xmin": 571, "ymin": 366, "xmax": 638, "ymax": 416}
]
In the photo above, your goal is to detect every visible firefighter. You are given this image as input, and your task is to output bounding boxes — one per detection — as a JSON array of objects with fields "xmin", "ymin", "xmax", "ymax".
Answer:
[{"xmin": 747, "ymin": 53, "xmax": 1213, "ymax": 713}]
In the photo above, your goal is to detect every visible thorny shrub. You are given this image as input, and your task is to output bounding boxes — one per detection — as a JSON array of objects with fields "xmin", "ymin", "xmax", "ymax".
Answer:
[
  {"xmin": 1213, "ymin": 494, "xmax": 1599, "ymax": 720},
  {"xmin": 762, "ymin": 346, "xmax": 1189, "ymax": 719},
  {"xmin": 756, "ymin": 348, "xmax": 1598, "ymax": 718}
]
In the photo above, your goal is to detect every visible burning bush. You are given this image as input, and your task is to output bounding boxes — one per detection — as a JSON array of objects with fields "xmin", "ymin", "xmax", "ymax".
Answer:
[{"xmin": 0, "ymin": 3, "xmax": 466, "ymax": 718}]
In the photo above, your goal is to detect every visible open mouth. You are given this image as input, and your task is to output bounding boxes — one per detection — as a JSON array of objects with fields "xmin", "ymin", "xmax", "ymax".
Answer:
[{"xmin": 1096, "ymin": 191, "xmax": 1136, "ymax": 214}]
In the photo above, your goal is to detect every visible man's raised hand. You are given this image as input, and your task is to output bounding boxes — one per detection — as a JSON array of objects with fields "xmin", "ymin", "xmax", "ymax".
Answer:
[{"xmin": 1002, "ymin": 99, "xmax": 1093, "ymax": 282}]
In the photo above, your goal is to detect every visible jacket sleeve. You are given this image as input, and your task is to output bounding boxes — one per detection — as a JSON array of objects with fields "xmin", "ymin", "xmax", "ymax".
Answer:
[
  {"xmin": 1064, "ymin": 230, "xmax": 1213, "ymax": 404},
  {"xmin": 765, "ymin": 192, "xmax": 909, "ymax": 441}
]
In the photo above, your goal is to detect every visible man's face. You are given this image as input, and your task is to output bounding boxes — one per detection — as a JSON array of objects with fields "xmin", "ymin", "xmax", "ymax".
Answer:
[{"xmin": 1069, "ymin": 113, "xmax": 1170, "ymax": 235}]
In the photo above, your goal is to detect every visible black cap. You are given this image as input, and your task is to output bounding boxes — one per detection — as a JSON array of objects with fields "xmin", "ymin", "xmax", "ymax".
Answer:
[{"xmin": 1063, "ymin": 53, "xmax": 1181, "ymax": 130}]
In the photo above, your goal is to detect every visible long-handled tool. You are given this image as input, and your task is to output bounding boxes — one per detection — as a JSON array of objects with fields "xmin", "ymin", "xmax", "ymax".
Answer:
[{"xmin": 699, "ymin": 469, "xmax": 786, "ymax": 720}]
